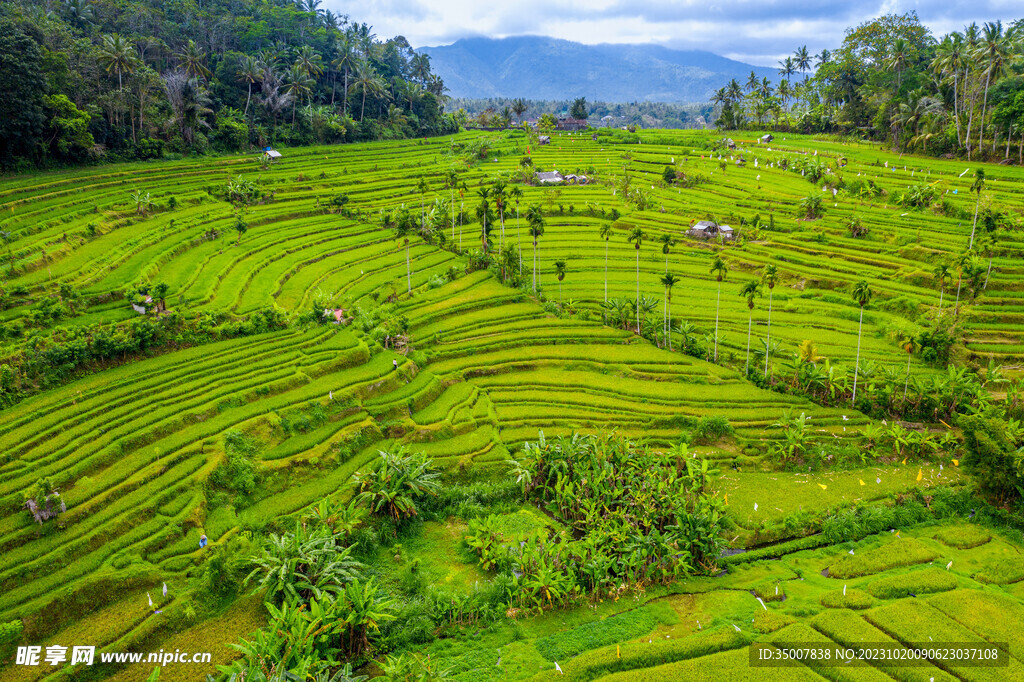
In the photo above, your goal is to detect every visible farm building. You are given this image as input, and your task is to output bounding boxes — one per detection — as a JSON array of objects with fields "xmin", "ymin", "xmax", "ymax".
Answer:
[
  {"xmin": 687, "ymin": 221, "xmax": 735, "ymax": 241},
  {"xmin": 262, "ymin": 148, "xmax": 282, "ymax": 163},
  {"xmin": 557, "ymin": 116, "xmax": 589, "ymax": 132},
  {"xmin": 536, "ymin": 171, "xmax": 564, "ymax": 184},
  {"xmin": 538, "ymin": 135, "xmax": 551, "ymax": 145},
  {"xmin": 131, "ymin": 295, "xmax": 154, "ymax": 315},
  {"xmin": 760, "ymin": 134, "xmax": 774, "ymax": 143},
  {"xmin": 324, "ymin": 308, "xmax": 350, "ymax": 325}
]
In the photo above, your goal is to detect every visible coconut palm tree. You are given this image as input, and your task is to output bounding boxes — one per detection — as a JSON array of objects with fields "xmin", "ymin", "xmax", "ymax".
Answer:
[
  {"xmin": 176, "ymin": 39, "xmax": 211, "ymax": 81},
  {"xmin": 554, "ymin": 260, "xmax": 567, "ymax": 305},
  {"xmin": 509, "ymin": 186, "xmax": 524, "ymax": 275},
  {"xmin": 332, "ymin": 37, "xmax": 358, "ymax": 109},
  {"xmin": 393, "ymin": 209, "xmax": 414, "ymax": 293},
  {"xmin": 710, "ymin": 255, "xmax": 728, "ymax": 362},
  {"xmin": 740, "ymin": 280, "xmax": 762, "ymax": 376},
  {"xmin": 895, "ymin": 330, "xmax": 919, "ymax": 401},
  {"xmin": 627, "ymin": 227, "xmax": 647, "ymax": 334},
  {"xmin": 778, "ymin": 56, "xmax": 795, "ymax": 79},
  {"xmin": 526, "ymin": 205, "xmax": 544, "ymax": 292},
  {"xmin": 352, "ymin": 62, "xmax": 385, "ymax": 122},
  {"xmin": 475, "ymin": 186, "xmax": 491, "ymax": 252},
  {"xmin": 284, "ymin": 64, "xmax": 314, "ymax": 124},
  {"xmin": 98, "ymin": 33, "xmax": 137, "ymax": 91},
  {"xmin": 599, "ymin": 223, "xmax": 614, "ymax": 310},
  {"xmin": 794, "ymin": 45, "xmax": 811, "ymax": 73},
  {"xmin": 933, "ymin": 261, "xmax": 950, "ymax": 313},
  {"xmin": 237, "ymin": 55, "xmax": 261, "ymax": 118},
  {"xmin": 761, "ymin": 263, "xmax": 779, "ymax": 377},
  {"xmin": 977, "ymin": 21, "xmax": 1011, "ymax": 154},
  {"xmin": 512, "ymin": 98, "xmax": 528, "ymax": 124},
  {"xmin": 969, "ymin": 169, "xmax": 985, "ymax": 249},
  {"xmin": 850, "ymin": 280, "xmax": 873, "ymax": 406},
  {"xmin": 658, "ymin": 234, "xmax": 675, "ymax": 273},
  {"xmin": 492, "ymin": 180, "xmax": 507, "ymax": 251},
  {"xmin": 660, "ymin": 273, "xmax": 680, "ymax": 349}
]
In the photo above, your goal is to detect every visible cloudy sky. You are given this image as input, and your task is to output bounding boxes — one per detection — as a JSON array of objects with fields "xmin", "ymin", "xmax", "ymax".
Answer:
[{"xmin": 329, "ymin": 0, "xmax": 1020, "ymax": 66}]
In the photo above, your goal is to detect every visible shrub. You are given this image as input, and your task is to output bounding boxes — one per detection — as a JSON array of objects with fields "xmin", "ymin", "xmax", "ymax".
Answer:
[{"xmin": 692, "ymin": 415, "xmax": 733, "ymax": 444}]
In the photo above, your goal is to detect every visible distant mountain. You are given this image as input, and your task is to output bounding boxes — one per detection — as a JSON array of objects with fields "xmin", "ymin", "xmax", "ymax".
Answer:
[{"xmin": 418, "ymin": 36, "xmax": 777, "ymax": 103}]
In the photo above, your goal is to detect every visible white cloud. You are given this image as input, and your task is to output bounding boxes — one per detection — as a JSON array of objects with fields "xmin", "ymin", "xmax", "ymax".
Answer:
[{"xmin": 333, "ymin": 0, "xmax": 1020, "ymax": 66}]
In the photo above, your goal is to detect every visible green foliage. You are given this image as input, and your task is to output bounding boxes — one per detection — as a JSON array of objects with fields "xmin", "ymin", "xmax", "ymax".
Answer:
[
  {"xmin": 534, "ymin": 601, "xmax": 677, "ymax": 661},
  {"xmin": 691, "ymin": 415, "xmax": 734, "ymax": 444},
  {"xmin": 957, "ymin": 411, "xmax": 1024, "ymax": 504},
  {"xmin": 210, "ymin": 429, "xmax": 261, "ymax": 496},
  {"xmin": 354, "ymin": 446, "xmax": 441, "ymax": 521}
]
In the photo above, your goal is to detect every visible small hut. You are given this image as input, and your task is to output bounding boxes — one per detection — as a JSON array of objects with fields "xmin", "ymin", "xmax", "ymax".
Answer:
[
  {"xmin": 538, "ymin": 135, "xmax": 551, "ymax": 145},
  {"xmin": 536, "ymin": 170, "xmax": 564, "ymax": 184},
  {"xmin": 24, "ymin": 494, "xmax": 66, "ymax": 525},
  {"xmin": 262, "ymin": 147, "xmax": 282, "ymax": 163}
]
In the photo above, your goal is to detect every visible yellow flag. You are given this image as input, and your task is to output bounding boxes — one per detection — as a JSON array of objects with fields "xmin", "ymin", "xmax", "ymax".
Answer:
[
  {"xmin": 818, "ymin": 483, "xmax": 827, "ymax": 490},
  {"xmin": 916, "ymin": 469, "xmax": 923, "ymax": 481},
  {"xmin": 952, "ymin": 459, "xmax": 959, "ymax": 466},
  {"xmin": 859, "ymin": 479, "xmax": 866, "ymax": 486},
  {"xmin": 902, "ymin": 457, "xmax": 907, "ymax": 465},
  {"xmin": 617, "ymin": 645, "xmax": 621, "ymax": 659},
  {"xmin": 724, "ymin": 494, "xmax": 728, "ymax": 505}
]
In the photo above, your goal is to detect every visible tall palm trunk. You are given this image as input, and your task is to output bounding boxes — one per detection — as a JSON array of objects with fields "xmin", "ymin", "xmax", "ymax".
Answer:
[
  {"xmin": 343, "ymin": 69, "xmax": 350, "ymax": 114},
  {"xmin": 764, "ymin": 288, "xmax": 773, "ymax": 377},
  {"xmin": 954, "ymin": 273, "xmax": 963, "ymax": 316},
  {"xmin": 635, "ymin": 247, "xmax": 641, "ymax": 335},
  {"xmin": 516, "ymin": 206, "xmax": 522, "ymax": 277},
  {"xmin": 852, "ymin": 306, "xmax": 864, "ymax": 405},
  {"xmin": 714, "ymin": 280, "xmax": 721, "ymax": 362},
  {"xmin": 985, "ymin": 254, "xmax": 994, "ymax": 289},
  {"xmin": 663, "ymin": 287, "xmax": 668, "ymax": 346},
  {"xmin": 938, "ymin": 284, "xmax": 944, "ymax": 312},
  {"xmin": 745, "ymin": 307, "xmax": 753, "ymax": 375},
  {"xmin": 978, "ymin": 71, "xmax": 993, "ymax": 154},
  {"xmin": 667, "ymin": 292, "xmax": 673, "ymax": 350},
  {"xmin": 604, "ymin": 239, "xmax": 609, "ymax": 307},
  {"xmin": 952, "ymin": 70, "xmax": 961, "ymax": 146},
  {"xmin": 970, "ymin": 198, "xmax": 981, "ymax": 249},
  {"xmin": 903, "ymin": 351, "xmax": 912, "ymax": 400},
  {"xmin": 532, "ymin": 239, "xmax": 538, "ymax": 292},
  {"xmin": 245, "ymin": 82, "xmax": 252, "ymax": 117},
  {"xmin": 405, "ymin": 239, "xmax": 411, "ymax": 293}
]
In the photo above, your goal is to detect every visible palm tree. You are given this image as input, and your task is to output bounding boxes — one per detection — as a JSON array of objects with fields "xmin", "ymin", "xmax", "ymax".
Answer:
[
  {"xmin": 740, "ymin": 280, "xmax": 761, "ymax": 375},
  {"xmin": 554, "ymin": 260, "xmax": 567, "ymax": 305},
  {"xmin": 710, "ymin": 256, "xmax": 728, "ymax": 362},
  {"xmin": 99, "ymin": 33, "xmax": 136, "ymax": 91},
  {"xmin": 885, "ymin": 38, "xmax": 910, "ymax": 90},
  {"xmin": 658, "ymin": 234, "xmax": 675, "ymax": 273},
  {"xmin": 526, "ymin": 205, "xmax": 544, "ymax": 292},
  {"xmin": 660, "ymin": 273, "xmax": 680, "ymax": 349},
  {"xmin": 352, "ymin": 62, "xmax": 385, "ymax": 122},
  {"xmin": 933, "ymin": 262, "xmax": 950, "ymax": 313},
  {"xmin": 509, "ymin": 186, "xmax": 523, "ymax": 275},
  {"xmin": 794, "ymin": 45, "xmax": 811, "ymax": 73},
  {"xmin": 332, "ymin": 37, "xmax": 358, "ymax": 109},
  {"xmin": 969, "ymin": 169, "xmax": 985, "ymax": 249},
  {"xmin": 778, "ymin": 56, "xmax": 795, "ymax": 79},
  {"xmin": 850, "ymin": 280, "xmax": 873, "ymax": 406},
  {"xmin": 176, "ymin": 39, "xmax": 211, "ymax": 81},
  {"xmin": 284, "ymin": 64, "xmax": 314, "ymax": 124},
  {"xmin": 512, "ymin": 97, "xmax": 528, "ymax": 124},
  {"xmin": 492, "ymin": 180, "xmax": 507, "ymax": 251},
  {"xmin": 627, "ymin": 227, "xmax": 647, "ymax": 334},
  {"xmin": 599, "ymin": 223, "xmax": 614, "ymax": 310},
  {"xmin": 761, "ymin": 264, "xmax": 779, "ymax": 377},
  {"xmin": 475, "ymin": 186, "xmax": 491, "ymax": 252},
  {"xmin": 977, "ymin": 21, "xmax": 1011, "ymax": 155},
  {"xmin": 896, "ymin": 331, "xmax": 919, "ymax": 401},
  {"xmin": 237, "ymin": 55, "xmax": 260, "ymax": 118},
  {"xmin": 416, "ymin": 176, "xmax": 429, "ymax": 230}
]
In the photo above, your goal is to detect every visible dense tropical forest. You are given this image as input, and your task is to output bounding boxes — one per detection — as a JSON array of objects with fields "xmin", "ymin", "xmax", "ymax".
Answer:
[
  {"xmin": 713, "ymin": 12, "xmax": 1024, "ymax": 159},
  {"xmin": 449, "ymin": 97, "xmax": 713, "ymax": 130},
  {"xmin": 0, "ymin": 0, "xmax": 455, "ymax": 171}
]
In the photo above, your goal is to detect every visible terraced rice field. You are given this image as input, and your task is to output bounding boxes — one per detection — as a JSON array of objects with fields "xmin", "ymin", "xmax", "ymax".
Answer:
[{"xmin": 1, "ymin": 129, "xmax": 1022, "ymax": 678}]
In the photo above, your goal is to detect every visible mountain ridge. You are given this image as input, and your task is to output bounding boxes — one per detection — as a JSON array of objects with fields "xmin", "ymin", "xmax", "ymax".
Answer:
[{"xmin": 418, "ymin": 36, "xmax": 778, "ymax": 103}]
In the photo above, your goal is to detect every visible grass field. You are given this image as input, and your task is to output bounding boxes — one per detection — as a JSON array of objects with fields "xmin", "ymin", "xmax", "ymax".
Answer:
[{"xmin": 1, "ymin": 129, "xmax": 1022, "ymax": 679}]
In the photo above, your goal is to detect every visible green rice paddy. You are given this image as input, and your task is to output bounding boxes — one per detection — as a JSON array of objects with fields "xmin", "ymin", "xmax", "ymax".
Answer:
[{"xmin": 1, "ymin": 129, "xmax": 1023, "ymax": 679}]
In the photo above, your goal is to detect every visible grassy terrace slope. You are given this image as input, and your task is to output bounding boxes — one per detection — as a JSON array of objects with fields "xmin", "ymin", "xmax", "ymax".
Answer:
[{"xmin": 0, "ymin": 129, "xmax": 1019, "ymax": 678}]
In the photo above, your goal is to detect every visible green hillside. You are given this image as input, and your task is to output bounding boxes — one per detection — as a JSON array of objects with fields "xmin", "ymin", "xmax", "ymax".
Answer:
[{"xmin": 1, "ymin": 128, "xmax": 1023, "ymax": 680}]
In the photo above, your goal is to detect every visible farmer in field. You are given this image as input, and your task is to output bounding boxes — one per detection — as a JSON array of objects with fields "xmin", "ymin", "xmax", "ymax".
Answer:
[
  {"xmin": 199, "ymin": 534, "xmax": 207, "ymax": 549},
  {"xmin": 393, "ymin": 359, "xmax": 399, "ymax": 371}
]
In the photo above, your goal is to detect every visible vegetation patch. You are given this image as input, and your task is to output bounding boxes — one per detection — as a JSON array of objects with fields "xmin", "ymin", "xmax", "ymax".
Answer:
[
  {"xmin": 827, "ymin": 538, "xmax": 939, "ymax": 579},
  {"xmin": 865, "ymin": 568, "xmax": 957, "ymax": 599},
  {"xmin": 932, "ymin": 524, "xmax": 991, "ymax": 549},
  {"xmin": 819, "ymin": 588, "xmax": 874, "ymax": 610},
  {"xmin": 533, "ymin": 600, "xmax": 678, "ymax": 662}
]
